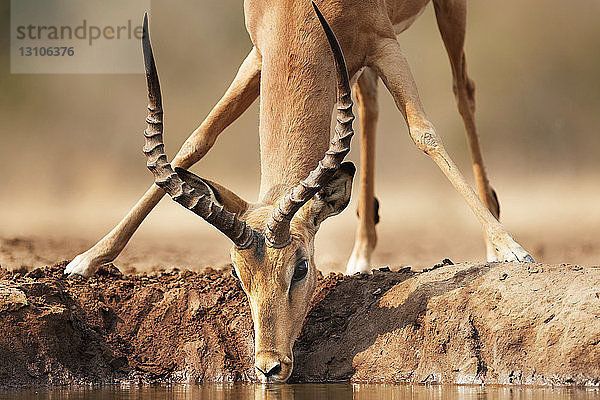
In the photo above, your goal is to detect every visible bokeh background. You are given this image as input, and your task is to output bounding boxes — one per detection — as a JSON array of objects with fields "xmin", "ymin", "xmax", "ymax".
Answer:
[{"xmin": 1, "ymin": 0, "xmax": 599, "ymax": 272}]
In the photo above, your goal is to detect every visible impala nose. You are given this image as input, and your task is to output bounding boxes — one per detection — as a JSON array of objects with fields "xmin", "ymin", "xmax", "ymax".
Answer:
[
  {"xmin": 255, "ymin": 351, "xmax": 291, "ymax": 382},
  {"xmin": 256, "ymin": 360, "xmax": 281, "ymax": 378}
]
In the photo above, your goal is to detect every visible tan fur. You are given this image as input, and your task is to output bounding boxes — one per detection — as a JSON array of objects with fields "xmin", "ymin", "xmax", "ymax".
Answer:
[
  {"xmin": 348, "ymin": 67, "xmax": 379, "ymax": 273},
  {"xmin": 231, "ymin": 205, "xmax": 317, "ymax": 381},
  {"xmin": 214, "ymin": 173, "xmax": 346, "ymax": 382},
  {"xmin": 66, "ymin": 0, "xmax": 534, "ymax": 381}
]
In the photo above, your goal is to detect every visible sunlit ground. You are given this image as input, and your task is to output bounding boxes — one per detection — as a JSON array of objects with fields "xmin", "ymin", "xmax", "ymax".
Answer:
[{"xmin": 2, "ymin": 172, "xmax": 598, "ymax": 274}]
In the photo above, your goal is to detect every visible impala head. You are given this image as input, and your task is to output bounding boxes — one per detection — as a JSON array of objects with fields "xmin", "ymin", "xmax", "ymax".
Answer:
[{"xmin": 141, "ymin": 3, "xmax": 354, "ymax": 382}]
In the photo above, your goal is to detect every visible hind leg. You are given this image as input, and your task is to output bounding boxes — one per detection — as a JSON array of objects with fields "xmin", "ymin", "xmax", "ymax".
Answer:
[
  {"xmin": 347, "ymin": 68, "xmax": 379, "ymax": 274},
  {"xmin": 434, "ymin": 0, "xmax": 503, "ymax": 260},
  {"xmin": 369, "ymin": 38, "xmax": 533, "ymax": 263},
  {"xmin": 433, "ymin": 0, "xmax": 500, "ymax": 220}
]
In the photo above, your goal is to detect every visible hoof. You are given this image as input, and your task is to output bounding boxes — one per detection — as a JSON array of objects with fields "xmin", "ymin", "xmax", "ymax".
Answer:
[
  {"xmin": 64, "ymin": 253, "xmax": 102, "ymax": 278},
  {"xmin": 522, "ymin": 254, "xmax": 535, "ymax": 263},
  {"xmin": 346, "ymin": 255, "xmax": 371, "ymax": 275},
  {"xmin": 486, "ymin": 237, "xmax": 534, "ymax": 263}
]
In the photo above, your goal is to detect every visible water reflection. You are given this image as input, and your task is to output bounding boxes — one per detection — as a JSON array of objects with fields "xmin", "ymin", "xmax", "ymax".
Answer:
[{"xmin": 2, "ymin": 384, "xmax": 599, "ymax": 400}]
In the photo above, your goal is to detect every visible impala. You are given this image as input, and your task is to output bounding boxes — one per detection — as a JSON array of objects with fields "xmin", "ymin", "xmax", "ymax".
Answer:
[{"xmin": 66, "ymin": 0, "xmax": 533, "ymax": 382}]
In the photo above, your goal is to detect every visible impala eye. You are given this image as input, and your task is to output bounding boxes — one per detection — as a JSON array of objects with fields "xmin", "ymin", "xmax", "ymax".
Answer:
[{"xmin": 292, "ymin": 260, "xmax": 308, "ymax": 283}]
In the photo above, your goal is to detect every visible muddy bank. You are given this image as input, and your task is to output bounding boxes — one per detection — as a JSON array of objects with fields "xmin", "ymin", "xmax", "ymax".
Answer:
[{"xmin": 0, "ymin": 262, "xmax": 599, "ymax": 388}]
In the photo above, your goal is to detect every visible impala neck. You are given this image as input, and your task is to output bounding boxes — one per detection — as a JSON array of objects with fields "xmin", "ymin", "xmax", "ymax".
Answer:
[{"xmin": 250, "ymin": 3, "xmax": 338, "ymax": 199}]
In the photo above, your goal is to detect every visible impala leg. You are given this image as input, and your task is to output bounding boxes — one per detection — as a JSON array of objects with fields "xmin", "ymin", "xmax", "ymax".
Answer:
[
  {"xmin": 347, "ymin": 67, "xmax": 379, "ymax": 274},
  {"xmin": 64, "ymin": 47, "xmax": 262, "ymax": 277},
  {"xmin": 369, "ymin": 39, "xmax": 533, "ymax": 263},
  {"xmin": 433, "ymin": 0, "xmax": 499, "ymax": 218},
  {"xmin": 433, "ymin": 0, "xmax": 500, "ymax": 260}
]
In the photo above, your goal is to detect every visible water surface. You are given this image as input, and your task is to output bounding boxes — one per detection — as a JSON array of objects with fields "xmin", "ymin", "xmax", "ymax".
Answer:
[{"xmin": 3, "ymin": 384, "xmax": 599, "ymax": 400}]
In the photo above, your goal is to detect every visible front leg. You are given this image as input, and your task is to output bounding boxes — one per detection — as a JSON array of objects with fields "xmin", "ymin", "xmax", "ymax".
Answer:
[
  {"xmin": 347, "ymin": 67, "xmax": 379, "ymax": 274},
  {"xmin": 64, "ymin": 47, "xmax": 262, "ymax": 277},
  {"xmin": 173, "ymin": 47, "xmax": 262, "ymax": 168},
  {"xmin": 369, "ymin": 38, "xmax": 533, "ymax": 263}
]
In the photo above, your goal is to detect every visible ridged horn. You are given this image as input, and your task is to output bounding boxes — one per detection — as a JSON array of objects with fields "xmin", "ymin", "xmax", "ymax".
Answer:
[
  {"xmin": 141, "ymin": 13, "xmax": 258, "ymax": 249},
  {"xmin": 264, "ymin": 2, "xmax": 355, "ymax": 248}
]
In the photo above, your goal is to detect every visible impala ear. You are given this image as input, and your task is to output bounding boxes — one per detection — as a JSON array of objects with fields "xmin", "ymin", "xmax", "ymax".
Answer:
[
  {"xmin": 174, "ymin": 167, "xmax": 249, "ymax": 216},
  {"xmin": 306, "ymin": 162, "xmax": 355, "ymax": 228}
]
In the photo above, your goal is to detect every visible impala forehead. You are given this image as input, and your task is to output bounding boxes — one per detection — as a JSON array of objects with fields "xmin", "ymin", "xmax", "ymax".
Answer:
[
  {"xmin": 231, "ymin": 244, "xmax": 305, "ymax": 292},
  {"xmin": 243, "ymin": 200, "xmax": 315, "ymax": 238},
  {"xmin": 229, "ymin": 201, "xmax": 314, "ymax": 288}
]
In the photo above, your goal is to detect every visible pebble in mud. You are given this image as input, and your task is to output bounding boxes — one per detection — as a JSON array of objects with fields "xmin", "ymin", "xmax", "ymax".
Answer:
[{"xmin": 0, "ymin": 285, "xmax": 28, "ymax": 312}]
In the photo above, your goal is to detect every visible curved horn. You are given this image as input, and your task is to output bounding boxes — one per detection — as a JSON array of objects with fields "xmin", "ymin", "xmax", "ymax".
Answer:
[
  {"xmin": 264, "ymin": 3, "xmax": 355, "ymax": 248},
  {"xmin": 141, "ymin": 13, "xmax": 258, "ymax": 249}
]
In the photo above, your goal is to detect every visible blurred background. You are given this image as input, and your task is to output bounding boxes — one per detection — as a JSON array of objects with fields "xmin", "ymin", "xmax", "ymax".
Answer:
[{"xmin": 1, "ymin": 0, "xmax": 599, "ymax": 273}]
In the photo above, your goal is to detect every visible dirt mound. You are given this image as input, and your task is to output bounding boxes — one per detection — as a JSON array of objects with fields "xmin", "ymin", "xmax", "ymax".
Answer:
[
  {"xmin": 1, "ymin": 262, "xmax": 599, "ymax": 388},
  {"xmin": 0, "ymin": 263, "xmax": 254, "ymax": 387}
]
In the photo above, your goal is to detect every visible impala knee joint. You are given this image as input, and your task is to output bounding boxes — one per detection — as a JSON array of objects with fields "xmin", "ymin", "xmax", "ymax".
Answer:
[{"xmin": 411, "ymin": 129, "xmax": 441, "ymax": 154}]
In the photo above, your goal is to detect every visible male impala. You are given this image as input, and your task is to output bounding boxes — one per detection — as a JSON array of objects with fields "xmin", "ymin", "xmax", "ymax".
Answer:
[{"xmin": 66, "ymin": 0, "xmax": 533, "ymax": 382}]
